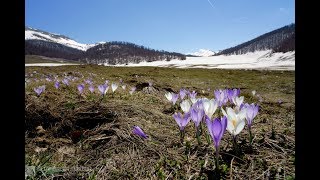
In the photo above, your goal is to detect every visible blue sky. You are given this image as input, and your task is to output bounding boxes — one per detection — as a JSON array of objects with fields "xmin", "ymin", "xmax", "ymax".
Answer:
[{"xmin": 26, "ymin": 0, "xmax": 294, "ymax": 54}]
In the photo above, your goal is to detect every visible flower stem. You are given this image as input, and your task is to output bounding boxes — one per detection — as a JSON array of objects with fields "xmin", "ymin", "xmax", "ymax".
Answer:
[
  {"xmin": 249, "ymin": 128, "xmax": 253, "ymax": 145},
  {"xmin": 199, "ymin": 121, "xmax": 203, "ymax": 135},
  {"xmin": 215, "ymin": 146, "xmax": 220, "ymax": 170},
  {"xmin": 232, "ymin": 135, "xmax": 239, "ymax": 155},
  {"xmin": 180, "ymin": 130, "xmax": 185, "ymax": 144},
  {"xmin": 196, "ymin": 127, "xmax": 201, "ymax": 145}
]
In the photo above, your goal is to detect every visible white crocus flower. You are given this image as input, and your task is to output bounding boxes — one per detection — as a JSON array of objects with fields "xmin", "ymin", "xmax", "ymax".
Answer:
[
  {"xmin": 180, "ymin": 99, "xmax": 191, "ymax": 113},
  {"xmin": 165, "ymin": 92, "xmax": 173, "ymax": 102},
  {"xmin": 122, "ymin": 85, "xmax": 126, "ymax": 90},
  {"xmin": 232, "ymin": 96, "xmax": 244, "ymax": 107},
  {"xmin": 252, "ymin": 90, "xmax": 256, "ymax": 96},
  {"xmin": 190, "ymin": 97, "xmax": 198, "ymax": 104},
  {"xmin": 202, "ymin": 98, "xmax": 218, "ymax": 119},
  {"xmin": 111, "ymin": 83, "xmax": 118, "ymax": 92},
  {"xmin": 222, "ymin": 107, "xmax": 247, "ymax": 136}
]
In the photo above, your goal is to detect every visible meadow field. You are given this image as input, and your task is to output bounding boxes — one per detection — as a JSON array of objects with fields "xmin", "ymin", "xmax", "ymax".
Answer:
[{"xmin": 25, "ymin": 64, "xmax": 295, "ymax": 179}]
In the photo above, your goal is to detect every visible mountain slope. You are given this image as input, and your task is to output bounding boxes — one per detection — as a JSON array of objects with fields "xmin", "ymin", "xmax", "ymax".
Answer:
[
  {"xmin": 83, "ymin": 41, "xmax": 186, "ymax": 64},
  {"xmin": 216, "ymin": 23, "xmax": 295, "ymax": 55},
  {"xmin": 25, "ymin": 27, "xmax": 186, "ymax": 64},
  {"xmin": 25, "ymin": 26, "xmax": 93, "ymax": 51},
  {"xmin": 25, "ymin": 40, "xmax": 84, "ymax": 60}
]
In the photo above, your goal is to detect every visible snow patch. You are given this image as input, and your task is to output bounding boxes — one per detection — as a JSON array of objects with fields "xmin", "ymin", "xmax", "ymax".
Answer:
[
  {"xmin": 105, "ymin": 50, "xmax": 295, "ymax": 70},
  {"xmin": 189, "ymin": 49, "xmax": 216, "ymax": 57}
]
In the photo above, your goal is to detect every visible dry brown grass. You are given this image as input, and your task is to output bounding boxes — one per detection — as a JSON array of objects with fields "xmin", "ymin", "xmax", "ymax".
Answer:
[{"xmin": 25, "ymin": 65, "xmax": 295, "ymax": 179}]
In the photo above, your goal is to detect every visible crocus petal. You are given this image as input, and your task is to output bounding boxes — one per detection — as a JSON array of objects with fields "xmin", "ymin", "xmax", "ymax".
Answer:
[
  {"xmin": 173, "ymin": 112, "xmax": 183, "ymax": 130},
  {"xmin": 219, "ymin": 116, "xmax": 228, "ymax": 140},
  {"xmin": 171, "ymin": 93, "xmax": 179, "ymax": 105},
  {"xmin": 180, "ymin": 99, "xmax": 191, "ymax": 113},
  {"xmin": 226, "ymin": 107, "xmax": 237, "ymax": 121},
  {"xmin": 212, "ymin": 118, "xmax": 222, "ymax": 140},
  {"xmin": 179, "ymin": 89, "xmax": 187, "ymax": 99},
  {"xmin": 205, "ymin": 115, "xmax": 214, "ymax": 139},
  {"xmin": 132, "ymin": 126, "xmax": 148, "ymax": 139},
  {"xmin": 165, "ymin": 92, "xmax": 172, "ymax": 101},
  {"xmin": 111, "ymin": 83, "xmax": 118, "ymax": 92},
  {"xmin": 89, "ymin": 85, "xmax": 94, "ymax": 93},
  {"xmin": 234, "ymin": 119, "xmax": 246, "ymax": 135},
  {"xmin": 181, "ymin": 112, "xmax": 191, "ymax": 128},
  {"xmin": 191, "ymin": 108, "xmax": 203, "ymax": 127}
]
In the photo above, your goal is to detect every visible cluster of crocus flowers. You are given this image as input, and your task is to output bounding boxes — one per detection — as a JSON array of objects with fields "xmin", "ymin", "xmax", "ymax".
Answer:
[{"xmin": 166, "ymin": 87, "xmax": 259, "ymax": 170}]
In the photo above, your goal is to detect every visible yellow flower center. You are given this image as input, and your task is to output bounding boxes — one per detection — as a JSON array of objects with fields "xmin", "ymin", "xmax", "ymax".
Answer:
[{"xmin": 232, "ymin": 119, "xmax": 237, "ymax": 127}]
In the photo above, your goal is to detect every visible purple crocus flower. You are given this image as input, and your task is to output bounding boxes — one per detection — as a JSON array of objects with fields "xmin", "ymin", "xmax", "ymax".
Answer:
[
  {"xmin": 98, "ymin": 84, "xmax": 108, "ymax": 95},
  {"xmin": 228, "ymin": 88, "xmax": 241, "ymax": 103},
  {"xmin": 244, "ymin": 103, "xmax": 259, "ymax": 128},
  {"xmin": 189, "ymin": 91, "xmax": 197, "ymax": 104},
  {"xmin": 171, "ymin": 93, "xmax": 179, "ymax": 105},
  {"xmin": 89, "ymin": 85, "xmax": 95, "ymax": 93},
  {"xmin": 206, "ymin": 115, "xmax": 227, "ymax": 167},
  {"xmin": 45, "ymin": 77, "xmax": 52, "ymax": 82},
  {"xmin": 77, "ymin": 84, "xmax": 85, "ymax": 94},
  {"xmin": 62, "ymin": 78, "xmax": 69, "ymax": 86},
  {"xmin": 105, "ymin": 80, "xmax": 109, "ymax": 85},
  {"xmin": 206, "ymin": 116, "xmax": 227, "ymax": 149},
  {"xmin": 173, "ymin": 112, "xmax": 191, "ymax": 131},
  {"xmin": 243, "ymin": 103, "xmax": 259, "ymax": 144},
  {"xmin": 234, "ymin": 88, "xmax": 240, "ymax": 96},
  {"xmin": 54, "ymin": 81, "xmax": 60, "ymax": 89},
  {"xmin": 214, "ymin": 89, "xmax": 228, "ymax": 107},
  {"xmin": 190, "ymin": 107, "xmax": 204, "ymax": 128},
  {"xmin": 132, "ymin": 126, "xmax": 148, "ymax": 139},
  {"xmin": 232, "ymin": 96, "xmax": 244, "ymax": 108},
  {"xmin": 34, "ymin": 85, "xmax": 45, "ymax": 96},
  {"xmin": 85, "ymin": 79, "xmax": 93, "ymax": 85},
  {"xmin": 179, "ymin": 89, "xmax": 188, "ymax": 100}
]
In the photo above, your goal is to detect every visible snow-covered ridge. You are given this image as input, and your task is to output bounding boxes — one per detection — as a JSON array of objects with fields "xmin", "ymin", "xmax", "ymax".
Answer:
[
  {"xmin": 107, "ymin": 50, "xmax": 295, "ymax": 70},
  {"xmin": 25, "ymin": 27, "xmax": 101, "ymax": 51},
  {"xmin": 189, "ymin": 49, "xmax": 216, "ymax": 57}
]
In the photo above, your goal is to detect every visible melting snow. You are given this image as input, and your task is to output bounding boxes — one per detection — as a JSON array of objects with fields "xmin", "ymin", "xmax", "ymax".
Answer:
[
  {"xmin": 189, "ymin": 49, "xmax": 216, "ymax": 57},
  {"xmin": 106, "ymin": 50, "xmax": 295, "ymax": 70}
]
